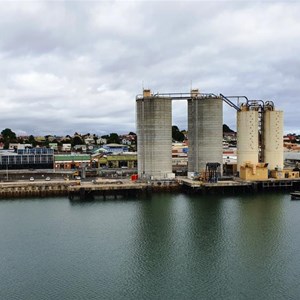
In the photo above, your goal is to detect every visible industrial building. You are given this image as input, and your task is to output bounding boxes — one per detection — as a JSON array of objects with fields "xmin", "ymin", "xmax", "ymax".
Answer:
[
  {"xmin": 54, "ymin": 154, "xmax": 91, "ymax": 170},
  {"xmin": 136, "ymin": 89, "xmax": 284, "ymax": 181},
  {"xmin": 97, "ymin": 153, "xmax": 137, "ymax": 169},
  {"xmin": 237, "ymin": 100, "xmax": 284, "ymax": 179},
  {"xmin": 136, "ymin": 89, "xmax": 227, "ymax": 180},
  {"xmin": 0, "ymin": 148, "xmax": 54, "ymax": 170}
]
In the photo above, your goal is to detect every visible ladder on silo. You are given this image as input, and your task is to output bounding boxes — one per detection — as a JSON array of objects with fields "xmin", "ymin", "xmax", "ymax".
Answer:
[{"xmin": 247, "ymin": 100, "xmax": 265, "ymax": 163}]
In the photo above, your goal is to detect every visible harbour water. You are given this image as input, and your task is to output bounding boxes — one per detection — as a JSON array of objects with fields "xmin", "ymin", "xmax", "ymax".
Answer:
[{"xmin": 0, "ymin": 192, "xmax": 300, "ymax": 299}]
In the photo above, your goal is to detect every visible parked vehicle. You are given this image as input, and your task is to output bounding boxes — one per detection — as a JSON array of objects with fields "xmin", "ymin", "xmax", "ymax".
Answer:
[
  {"xmin": 29, "ymin": 177, "xmax": 35, "ymax": 181},
  {"xmin": 45, "ymin": 177, "xmax": 51, "ymax": 181}
]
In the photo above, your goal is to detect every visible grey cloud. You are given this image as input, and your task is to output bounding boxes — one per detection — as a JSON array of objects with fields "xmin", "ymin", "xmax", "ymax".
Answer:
[{"xmin": 0, "ymin": 1, "xmax": 299, "ymax": 135}]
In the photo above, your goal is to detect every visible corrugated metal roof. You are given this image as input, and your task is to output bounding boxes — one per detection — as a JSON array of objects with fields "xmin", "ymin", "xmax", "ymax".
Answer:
[{"xmin": 54, "ymin": 155, "xmax": 90, "ymax": 161}]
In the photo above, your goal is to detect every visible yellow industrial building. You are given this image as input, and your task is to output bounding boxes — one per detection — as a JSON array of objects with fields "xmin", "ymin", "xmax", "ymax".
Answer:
[
  {"xmin": 97, "ymin": 153, "xmax": 137, "ymax": 169},
  {"xmin": 237, "ymin": 101, "xmax": 284, "ymax": 181},
  {"xmin": 239, "ymin": 162, "xmax": 268, "ymax": 181}
]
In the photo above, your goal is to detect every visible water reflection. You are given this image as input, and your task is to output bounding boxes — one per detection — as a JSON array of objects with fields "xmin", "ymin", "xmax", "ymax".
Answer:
[
  {"xmin": 184, "ymin": 194, "xmax": 229, "ymax": 297},
  {"xmin": 130, "ymin": 192, "xmax": 294, "ymax": 299},
  {"xmin": 184, "ymin": 193, "xmax": 289, "ymax": 298},
  {"xmin": 1, "ymin": 193, "xmax": 300, "ymax": 299},
  {"xmin": 129, "ymin": 193, "xmax": 226, "ymax": 298},
  {"xmin": 130, "ymin": 194, "xmax": 176, "ymax": 297},
  {"xmin": 231, "ymin": 193, "xmax": 288, "ymax": 297}
]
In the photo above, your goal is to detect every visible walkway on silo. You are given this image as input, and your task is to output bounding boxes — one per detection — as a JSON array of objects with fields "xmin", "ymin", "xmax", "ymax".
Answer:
[{"xmin": 136, "ymin": 92, "xmax": 242, "ymax": 111}]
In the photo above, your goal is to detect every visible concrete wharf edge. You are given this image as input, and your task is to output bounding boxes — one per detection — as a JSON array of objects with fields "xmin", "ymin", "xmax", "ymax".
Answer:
[{"xmin": 0, "ymin": 178, "xmax": 300, "ymax": 199}]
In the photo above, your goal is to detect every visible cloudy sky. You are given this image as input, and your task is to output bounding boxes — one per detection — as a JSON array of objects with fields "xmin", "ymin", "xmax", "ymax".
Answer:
[{"xmin": 1, "ymin": 0, "xmax": 299, "ymax": 136}]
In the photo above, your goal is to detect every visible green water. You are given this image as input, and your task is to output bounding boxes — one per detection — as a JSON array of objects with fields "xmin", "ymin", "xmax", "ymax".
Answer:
[{"xmin": 0, "ymin": 192, "xmax": 299, "ymax": 299}]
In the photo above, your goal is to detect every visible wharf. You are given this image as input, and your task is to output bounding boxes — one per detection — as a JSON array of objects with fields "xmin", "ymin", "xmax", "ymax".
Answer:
[
  {"xmin": 0, "ymin": 179, "xmax": 148, "ymax": 199},
  {"xmin": 179, "ymin": 177, "xmax": 300, "ymax": 194},
  {"xmin": 179, "ymin": 178, "xmax": 251, "ymax": 188},
  {"xmin": 68, "ymin": 181, "xmax": 148, "ymax": 200},
  {"xmin": 179, "ymin": 178, "xmax": 252, "ymax": 194},
  {"xmin": 0, "ymin": 180, "xmax": 72, "ymax": 198},
  {"xmin": 1, "ymin": 177, "xmax": 300, "ymax": 200}
]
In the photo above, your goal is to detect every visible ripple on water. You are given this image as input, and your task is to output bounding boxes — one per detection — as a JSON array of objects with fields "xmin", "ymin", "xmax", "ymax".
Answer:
[{"xmin": 0, "ymin": 193, "xmax": 300, "ymax": 299}]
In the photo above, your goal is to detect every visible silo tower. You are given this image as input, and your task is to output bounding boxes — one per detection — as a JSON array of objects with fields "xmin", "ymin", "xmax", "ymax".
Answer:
[
  {"xmin": 237, "ymin": 104, "xmax": 259, "ymax": 172},
  {"xmin": 263, "ymin": 102, "xmax": 284, "ymax": 170},
  {"xmin": 136, "ymin": 89, "xmax": 173, "ymax": 180},
  {"xmin": 188, "ymin": 91, "xmax": 223, "ymax": 175}
]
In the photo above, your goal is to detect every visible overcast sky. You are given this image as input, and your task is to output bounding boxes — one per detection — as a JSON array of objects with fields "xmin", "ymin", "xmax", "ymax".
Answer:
[{"xmin": 1, "ymin": 0, "xmax": 299, "ymax": 136}]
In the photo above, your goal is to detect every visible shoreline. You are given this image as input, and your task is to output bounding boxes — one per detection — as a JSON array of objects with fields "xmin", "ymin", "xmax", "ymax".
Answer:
[{"xmin": 0, "ymin": 177, "xmax": 300, "ymax": 200}]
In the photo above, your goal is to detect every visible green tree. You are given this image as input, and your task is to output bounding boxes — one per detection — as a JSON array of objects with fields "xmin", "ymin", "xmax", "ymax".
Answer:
[
  {"xmin": 28, "ymin": 135, "xmax": 37, "ymax": 147},
  {"xmin": 72, "ymin": 136, "xmax": 83, "ymax": 147},
  {"xmin": 223, "ymin": 124, "xmax": 234, "ymax": 133},
  {"xmin": 1, "ymin": 128, "xmax": 17, "ymax": 149},
  {"xmin": 17, "ymin": 136, "xmax": 24, "ymax": 144},
  {"xmin": 107, "ymin": 133, "xmax": 120, "ymax": 144},
  {"xmin": 93, "ymin": 134, "xmax": 98, "ymax": 144},
  {"xmin": 1, "ymin": 128, "xmax": 16, "ymax": 140},
  {"xmin": 172, "ymin": 126, "xmax": 185, "ymax": 142}
]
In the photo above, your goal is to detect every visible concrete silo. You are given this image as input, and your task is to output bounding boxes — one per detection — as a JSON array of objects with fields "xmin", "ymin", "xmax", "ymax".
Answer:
[
  {"xmin": 187, "ymin": 95, "xmax": 223, "ymax": 175},
  {"xmin": 237, "ymin": 106, "xmax": 259, "ymax": 172},
  {"xmin": 136, "ymin": 90, "xmax": 173, "ymax": 180},
  {"xmin": 263, "ymin": 108, "xmax": 284, "ymax": 170}
]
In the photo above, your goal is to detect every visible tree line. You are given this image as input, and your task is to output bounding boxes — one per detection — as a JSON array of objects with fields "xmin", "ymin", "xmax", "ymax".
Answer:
[{"xmin": 0, "ymin": 124, "xmax": 235, "ymax": 149}]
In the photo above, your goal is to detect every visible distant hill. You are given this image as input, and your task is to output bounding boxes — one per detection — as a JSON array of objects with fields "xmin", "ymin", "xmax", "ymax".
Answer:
[{"xmin": 223, "ymin": 124, "xmax": 235, "ymax": 133}]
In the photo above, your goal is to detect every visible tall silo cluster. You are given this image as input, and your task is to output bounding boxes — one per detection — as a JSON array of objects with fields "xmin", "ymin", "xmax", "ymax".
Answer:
[
  {"xmin": 136, "ymin": 88, "xmax": 283, "ymax": 181},
  {"xmin": 237, "ymin": 103, "xmax": 283, "ymax": 172},
  {"xmin": 187, "ymin": 94, "xmax": 223, "ymax": 175},
  {"xmin": 136, "ymin": 90, "xmax": 173, "ymax": 180},
  {"xmin": 137, "ymin": 89, "xmax": 224, "ymax": 180}
]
